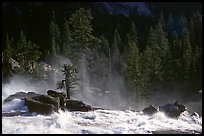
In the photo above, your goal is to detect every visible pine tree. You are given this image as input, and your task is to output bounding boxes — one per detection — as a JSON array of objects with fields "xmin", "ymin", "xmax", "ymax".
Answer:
[
  {"xmin": 190, "ymin": 11, "xmax": 202, "ymax": 48},
  {"xmin": 159, "ymin": 11, "xmax": 166, "ymax": 29},
  {"xmin": 126, "ymin": 22, "xmax": 149, "ymax": 101},
  {"xmin": 27, "ymin": 41, "xmax": 41, "ymax": 75},
  {"xmin": 182, "ymin": 28, "xmax": 193, "ymax": 80},
  {"xmin": 145, "ymin": 22, "xmax": 170, "ymax": 89},
  {"xmin": 2, "ymin": 34, "xmax": 13, "ymax": 79},
  {"xmin": 61, "ymin": 20, "xmax": 74, "ymax": 60},
  {"xmin": 69, "ymin": 8, "xmax": 99, "ymax": 55},
  {"xmin": 15, "ymin": 30, "xmax": 41, "ymax": 74},
  {"xmin": 58, "ymin": 64, "xmax": 78, "ymax": 99},
  {"xmin": 111, "ymin": 28, "xmax": 121, "ymax": 74},
  {"xmin": 49, "ymin": 11, "xmax": 61, "ymax": 56},
  {"xmin": 69, "ymin": 8, "xmax": 100, "ymax": 91},
  {"xmin": 126, "ymin": 42, "xmax": 141, "ymax": 92},
  {"xmin": 16, "ymin": 30, "xmax": 29, "ymax": 72},
  {"xmin": 100, "ymin": 35, "xmax": 112, "ymax": 83},
  {"xmin": 167, "ymin": 13, "xmax": 174, "ymax": 35},
  {"xmin": 129, "ymin": 22, "xmax": 138, "ymax": 45}
]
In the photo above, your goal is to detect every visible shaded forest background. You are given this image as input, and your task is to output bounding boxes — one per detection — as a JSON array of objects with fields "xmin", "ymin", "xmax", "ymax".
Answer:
[{"xmin": 2, "ymin": 2, "xmax": 202, "ymax": 110}]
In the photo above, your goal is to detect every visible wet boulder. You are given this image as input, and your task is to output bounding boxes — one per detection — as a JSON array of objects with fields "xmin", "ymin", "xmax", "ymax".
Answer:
[
  {"xmin": 47, "ymin": 90, "xmax": 66, "ymax": 107},
  {"xmin": 3, "ymin": 91, "xmax": 40, "ymax": 104},
  {"xmin": 177, "ymin": 104, "xmax": 187, "ymax": 113},
  {"xmin": 24, "ymin": 97, "xmax": 55, "ymax": 115},
  {"xmin": 190, "ymin": 112, "xmax": 199, "ymax": 117},
  {"xmin": 143, "ymin": 105, "xmax": 158, "ymax": 115},
  {"xmin": 31, "ymin": 95, "xmax": 60, "ymax": 110},
  {"xmin": 159, "ymin": 103, "xmax": 181, "ymax": 118},
  {"xmin": 64, "ymin": 99, "xmax": 93, "ymax": 112},
  {"xmin": 47, "ymin": 90, "xmax": 66, "ymax": 98}
]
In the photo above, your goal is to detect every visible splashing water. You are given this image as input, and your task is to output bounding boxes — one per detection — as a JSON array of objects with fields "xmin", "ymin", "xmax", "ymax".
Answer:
[{"xmin": 2, "ymin": 98, "xmax": 202, "ymax": 134}]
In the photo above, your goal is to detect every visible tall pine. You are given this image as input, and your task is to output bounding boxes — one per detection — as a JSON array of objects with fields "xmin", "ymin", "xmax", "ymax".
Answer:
[{"xmin": 49, "ymin": 10, "xmax": 60, "ymax": 56}]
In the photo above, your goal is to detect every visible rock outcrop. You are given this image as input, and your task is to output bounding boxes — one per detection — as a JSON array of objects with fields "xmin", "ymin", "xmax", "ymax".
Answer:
[
  {"xmin": 3, "ymin": 91, "xmax": 188, "ymax": 118},
  {"xmin": 142, "ymin": 105, "xmax": 157, "ymax": 115},
  {"xmin": 143, "ymin": 101, "xmax": 187, "ymax": 118},
  {"xmin": 159, "ymin": 101, "xmax": 187, "ymax": 118},
  {"xmin": 3, "ymin": 90, "xmax": 93, "ymax": 115},
  {"xmin": 64, "ymin": 99, "xmax": 93, "ymax": 112},
  {"xmin": 3, "ymin": 91, "xmax": 40, "ymax": 104},
  {"xmin": 24, "ymin": 97, "xmax": 56, "ymax": 115}
]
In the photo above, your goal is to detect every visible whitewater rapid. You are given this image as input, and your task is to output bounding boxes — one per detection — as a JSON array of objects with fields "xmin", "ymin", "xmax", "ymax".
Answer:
[{"xmin": 2, "ymin": 99, "xmax": 202, "ymax": 134}]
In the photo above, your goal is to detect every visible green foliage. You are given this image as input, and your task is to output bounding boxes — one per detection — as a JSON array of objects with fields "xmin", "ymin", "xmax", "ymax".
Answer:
[
  {"xmin": 190, "ymin": 11, "xmax": 202, "ymax": 48},
  {"xmin": 61, "ymin": 64, "xmax": 78, "ymax": 99},
  {"xmin": 111, "ymin": 28, "xmax": 121, "ymax": 73},
  {"xmin": 125, "ymin": 23, "xmax": 149, "ymax": 99},
  {"xmin": 2, "ymin": 34, "xmax": 13, "ymax": 79},
  {"xmin": 61, "ymin": 20, "xmax": 74, "ymax": 60},
  {"xmin": 167, "ymin": 13, "xmax": 174, "ymax": 34},
  {"xmin": 159, "ymin": 11, "xmax": 165, "ymax": 29},
  {"xmin": 182, "ymin": 28, "xmax": 193, "ymax": 80},
  {"xmin": 146, "ymin": 22, "xmax": 170, "ymax": 85},
  {"xmin": 2, "ymin": 7, "xmax": 202, "ymax": 106},
  {"xmin": 15, "ymin": 30, "xmax": 41, "ymax": 73},
  {"xmin": 49, "ymin": 12, "xmax": 61, "ymax": 56},
  {"xmin": 126, "ymin": 43, "xmax": 141, "ymax": 90},
  {"xmin": 129, "ymin": 22, "xmax": 138, "ymax": 45},
  {"xmin": 69, "ymin": 8, "xmax": 99, "ymax": 55}
]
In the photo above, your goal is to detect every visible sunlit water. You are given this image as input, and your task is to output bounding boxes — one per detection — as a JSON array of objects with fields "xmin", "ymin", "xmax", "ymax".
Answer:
[{"xmin": 2, "ymin": 99, "xmax": 202, "ymax": 134}]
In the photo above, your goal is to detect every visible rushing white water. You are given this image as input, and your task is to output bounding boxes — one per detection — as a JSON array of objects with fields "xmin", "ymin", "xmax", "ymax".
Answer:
[
  {"xmin": 2, "ymin": 71, "xmax": 202, "ymax": 134},
  {"xmin": 2, "ymin": 98, "xmax": 202, "ymax": 134}
]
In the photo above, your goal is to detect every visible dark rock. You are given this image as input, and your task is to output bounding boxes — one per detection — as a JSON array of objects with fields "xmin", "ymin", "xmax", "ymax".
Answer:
[
  {"xmin": 24, "ymin": 97, "xmax": 55, "ymax": 115},
  {"xmin": 64, "ymin": 99, "xmax": 93, "ymax": 112},
  {"xmin": 143, "ymin": 105, "xmax": 157, "ymax": 115},
  {"xmin": 3, "ymin": 91, "xmax": 40, "ymax": 104},
  {"xmin": 177, "ymin": 104, "xmax": 187, "ymax": 113},
  {"xmin": 3, "ymin": 91, "xmax": 95, "ymax": 115},
  {"xmin": 31, "ymin": 95, "xmax": 60, "ymax": 111},
  {"xmin": 47, "ymin": 90, "xmax": 66, "ymax": 98},
  {"xmin": 158, "ymin": 100, "xmax": 187, "ymax": 118},
  {"xmin": 26, "ymin": 92, "xmax": 40, "ymax": 97},
  {"xmin": 190, "ymin": 112, "xmax": 199, "ymax": 117},
  {"xmin": 174, "ymin": 100, "xmax": 187, "ymax": 113},
  {"xmin": 3, "ymin": 92, "xmax": 26, "ymax": 104},
  {"xmin": 47, "ymin": 90, "xmax": 66, "ymax": 107}
]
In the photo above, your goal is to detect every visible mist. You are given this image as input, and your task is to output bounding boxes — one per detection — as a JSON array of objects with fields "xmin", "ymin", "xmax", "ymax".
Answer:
[
  {"xmin": 2, "ymin": 54, "xmax": 137, "ymax": 111},
  {"xmin": 2, "ymin": 54, "xmax": 202, "ymax": 116}
]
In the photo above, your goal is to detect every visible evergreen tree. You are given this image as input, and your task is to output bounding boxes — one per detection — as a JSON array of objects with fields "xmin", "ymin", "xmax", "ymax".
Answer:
[
  {"xmin": 126, "ymin": 22, "xmax": 149, "ymax": 101},
  {"xmin": 27, "ymin": 41, "xmax": 41, "ymax": 75},
  {"xmin": 182, "ymin": 28, "xmax": 193, "ymax": 80},
  {"xmin": 15, "ymin": 30, "xmax": 41, "ymax": 74},
  {"xmin": 190, "ymin": 11, "xmax": 202, "ymax": 48},
  {"xmin": 159, "ymin": 11, "xmax": 166, "ymax": 29},
  {"xmin": 61, "ymin": 20, "xmax": 74, "ymax": 60},
  {"xmin": 69, "ymin": 8, "xmax": 99, "ymax": 55},
  {"xmin": 129, "ymin": 22, "xmax": 138, "ymax": 45},
  {"xmin": 15, "ymin": 30, "xmax": 29, "ymax": 72},
  {"xmin": 145, "ymin": 22, "xmax": 170, "ymax": 89},
  {"xmin": 49, "ymin": 11, "xmax": 61, "ymax": 56},
  {"xmin": 126, "ymin": 43, "xmax": 141, "ymax": 93},
  {"xmin": 111, "ymin": 28, "xmax": 121, "ymax": 74},
  {"xmin": 100, "ymin": 35, "xmax": 112, "ymax": 82},
  {"xmin": 58, "ymin": 64, "xmax": 78, "ymax": 99},
  {"xmin": 2, "ymin": 34, "xmax": 13, "ymax": 79},
  {"xmin": 69, "ymin": 8, "xmax": 100, "ymax": 91},
  {"xmin": 167, "ymin": 13, "xmax": 174, "ymax": 35}
]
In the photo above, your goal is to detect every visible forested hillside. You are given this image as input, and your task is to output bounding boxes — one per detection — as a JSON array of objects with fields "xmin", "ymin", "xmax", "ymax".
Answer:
[{"xmin": 2, "ymin": 2, "xmax": 202, "ymax": 108}]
